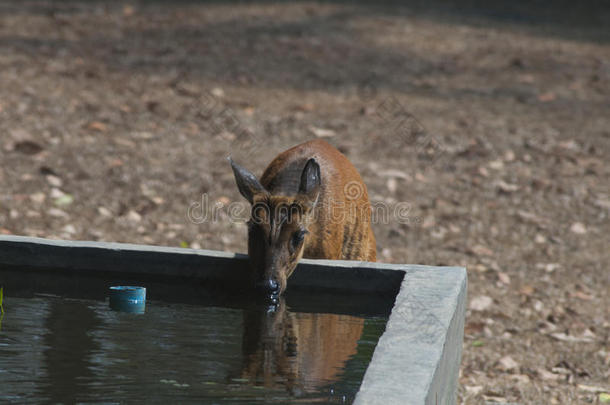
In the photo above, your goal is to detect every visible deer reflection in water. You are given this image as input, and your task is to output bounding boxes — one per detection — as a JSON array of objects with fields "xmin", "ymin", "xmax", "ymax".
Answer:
[{"xmin": 239, "ymin": 297, "xmax": 364, "ymax": 397}]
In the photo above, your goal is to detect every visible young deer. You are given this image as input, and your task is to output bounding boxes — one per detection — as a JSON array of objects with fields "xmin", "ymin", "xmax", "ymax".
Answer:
[
  {"xmin": 238, "ymin": 297, "xmax": 364, "ymax": 395},
  {"xmin": 229, "ymin": 139, "xmax": 376, "ymax": 297}
]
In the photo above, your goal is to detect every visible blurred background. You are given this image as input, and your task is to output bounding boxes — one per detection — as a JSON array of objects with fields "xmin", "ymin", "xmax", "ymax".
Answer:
[{"xmin": 0, "ymin": 1, "xmax": 608, "ymax": 403}]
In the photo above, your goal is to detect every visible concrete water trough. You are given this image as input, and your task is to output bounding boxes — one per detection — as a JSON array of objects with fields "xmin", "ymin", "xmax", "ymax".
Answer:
[{"xmin": 0, "ymin": 235, "xmax": 467, "ymax": 404}]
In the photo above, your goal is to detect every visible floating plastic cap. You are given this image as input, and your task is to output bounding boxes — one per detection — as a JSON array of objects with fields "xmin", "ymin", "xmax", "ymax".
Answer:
[{"xmin": 109, "ymin": 286, "xmax": 146, "ymax": 313}]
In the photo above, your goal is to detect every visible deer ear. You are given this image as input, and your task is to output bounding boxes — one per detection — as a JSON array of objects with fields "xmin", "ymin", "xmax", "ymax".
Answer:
[
  {"xmin": 228, "ymin": 157, "xmax": 266, "ymax": 204},
  {"xmin": 298, "ymin": 158, "xmax": 321, "ymax": 208}
]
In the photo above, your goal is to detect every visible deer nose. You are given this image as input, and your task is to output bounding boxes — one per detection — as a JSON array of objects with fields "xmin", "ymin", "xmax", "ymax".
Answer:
[{"xmin": 256, "ymin": 278, "xmax": 280, "ymax": 294}]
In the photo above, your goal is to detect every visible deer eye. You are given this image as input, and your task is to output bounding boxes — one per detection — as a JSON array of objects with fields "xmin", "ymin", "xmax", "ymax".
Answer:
[{"xmin": 290, "ymin": 230, "xmax": 307, "ymax": 252}]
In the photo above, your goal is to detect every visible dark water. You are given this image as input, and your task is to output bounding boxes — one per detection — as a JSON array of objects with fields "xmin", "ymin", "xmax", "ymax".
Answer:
[{"xmin": 0, "ymin": 294, "xmax": 386, "ymax": 404}]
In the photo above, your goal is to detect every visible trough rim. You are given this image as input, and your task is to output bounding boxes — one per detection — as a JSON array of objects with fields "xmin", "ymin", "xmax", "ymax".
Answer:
[{"xmin": 0, "ymin": 235, "xmax": 466, "ymax": 405}]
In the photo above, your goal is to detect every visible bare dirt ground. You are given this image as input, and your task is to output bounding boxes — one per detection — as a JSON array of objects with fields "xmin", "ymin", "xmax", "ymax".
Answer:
[{"xmin": 0, "ymin": 1, "xmax": 608, "ymax": 403}]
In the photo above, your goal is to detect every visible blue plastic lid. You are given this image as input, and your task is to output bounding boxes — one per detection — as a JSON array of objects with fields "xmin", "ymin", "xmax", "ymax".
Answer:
[{"xmin": 109, "ymin": 286, "xmax": 146, "ymax": 313}]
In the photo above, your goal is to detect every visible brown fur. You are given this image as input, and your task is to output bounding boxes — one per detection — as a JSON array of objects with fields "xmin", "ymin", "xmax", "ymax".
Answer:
[
  {"xmin": 231, "ymin": 139, "xmax": 376, "ymax": 294},
  {"xmin": 239, "ymin": 298, "xmax": 364, "ymax": 394}
]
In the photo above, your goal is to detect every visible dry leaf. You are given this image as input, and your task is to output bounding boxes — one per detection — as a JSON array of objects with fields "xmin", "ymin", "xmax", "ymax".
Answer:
[
  {"xmin": 98, "ymin": 207, "xmax": 112, "ymax": 217},
  {"xmin": 570, "ymin": 291, "xmax": 593, "ymax": 301},
  {"xmin": 126, "ymin": 210, "xmax": 142, "ymax": 223},
  {"xmin": 488, "ymin": 159, "xmax": 504, "ymax": 170},
  {"xmin": 483, "ymin": 394, "xmax": 507, "ymax": 402},
  {"xmin": 309, "ymin": 126, "xmax": 336, "ymax": 138},
  {"xmin": 465, "ymin": 385, "xmax": 483, "ymax": 395},
  {"xmin": 465, "ymin": 321, "xmax": 485, "ymax": 334},
  {"xmin": 550, "ymin": 332, "xmax": 594, "ymax": 343},
  {"xmin": 471, "ymin": 244, "xmax": 493, "ymax": 257},
  {"xmin": 114, "ymin": 138, "xmax": 136, "ymax": 148},
  {"xmin": 216, "ymin": 196, "xmax": 231, "ymax": 205},
  {"xmin": 48, "ymin": 208, "xmax": 68, "ymax": 218},
  {"xmin": 582, "ymin": 328, "xmax": 596, "ymax": 339},
  {"xmin": 498, "ymin": 272, "xmax": 511, "ymax": 285},
  {"xmin": 46, "ymin": 175, "xmax": 63, "ymax": 187},
  {"xmin": 498, "ymin": 355, "xmax": 519, "ymax": 371},
  {"xmin": 520, "ymin": 285, "xmax": 534, "ymax": 296},
  {"xmin": 538, "ymin": 92, "xmax": 556, "ymax": 102},
  {"xmin": 470, "ymin": 295, "xmax": 493, "ymax": 311},
  {"xmin": 551, "ymin": 366, "xmax": 571, "ymax": 375},
  {"xmin": 578, "ymin": 384, "xmax": 608, "ymax": 393},
  {"xmin": 537, "ymin": 368, "xmax": 560, "ymax": 381},
  {"xmin": 62, "ymin": 224, "xmax": 76, "ymax": 234},
  {"xmin": 123, "ymin": 5, "xmax": 135, "ymax": 16},
  {"xmin": 108, "ymin": 158, "xmax": 123, "ymax": 167},
  {"xmin": 496, "ymin": 180, "xmax": 519, "ymax": 193},
  {"xmin": 378, "ymin": 169, "xmax": 411, "ymax": 180},
  {"xmin": 211, "ymin": 87, "xmax": 225, "ymax": 97},
  {"xmin": 415, "ymin": 172, "xmax": 427, "ymax": 182},
  {"xmin": 87, "ymin": 121, "xmax": 107, "ymax": 132},
  {"xmin": 386, "ymin": 178, "xmax": 397, "ymax": 193},
  {"xmin": 293, "ymin": 103, "xmax": 314, "ymax": 112},
  {"xmin": 50, "ymin": 188, "xmax": 65, "ymax": 199},
  {"xmin": 570, "ymin": 222, "xmax": 587, "ymax": 234},
  {"xmin": 30, "ymin": 192, "xmax": 46, "ymax": 204},
  {"xmin": 517, "ymin": 210, "xmax": 549, "ymax": 227},
  {"xmin": 132, "ymin": 131, "xmax": 154, "ymax": 140},
  {"xmin": 536, "ymin": 263, "xmax": 560, "ymax": 273}
]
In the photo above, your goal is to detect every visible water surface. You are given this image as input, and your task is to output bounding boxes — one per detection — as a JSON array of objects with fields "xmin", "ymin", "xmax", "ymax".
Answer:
[{"xmin": 0, "ymin": 294, "xmax": 386, "ymax": 404}]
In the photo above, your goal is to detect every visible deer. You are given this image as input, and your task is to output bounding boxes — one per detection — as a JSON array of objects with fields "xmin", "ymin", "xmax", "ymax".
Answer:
[
  {"xmin": 229, "ymin": 139, "xmax": 376, "ymax": 298},
  {"xmin": 237, "ymin": 297, "xmax": 364, "ymax": 397}
]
